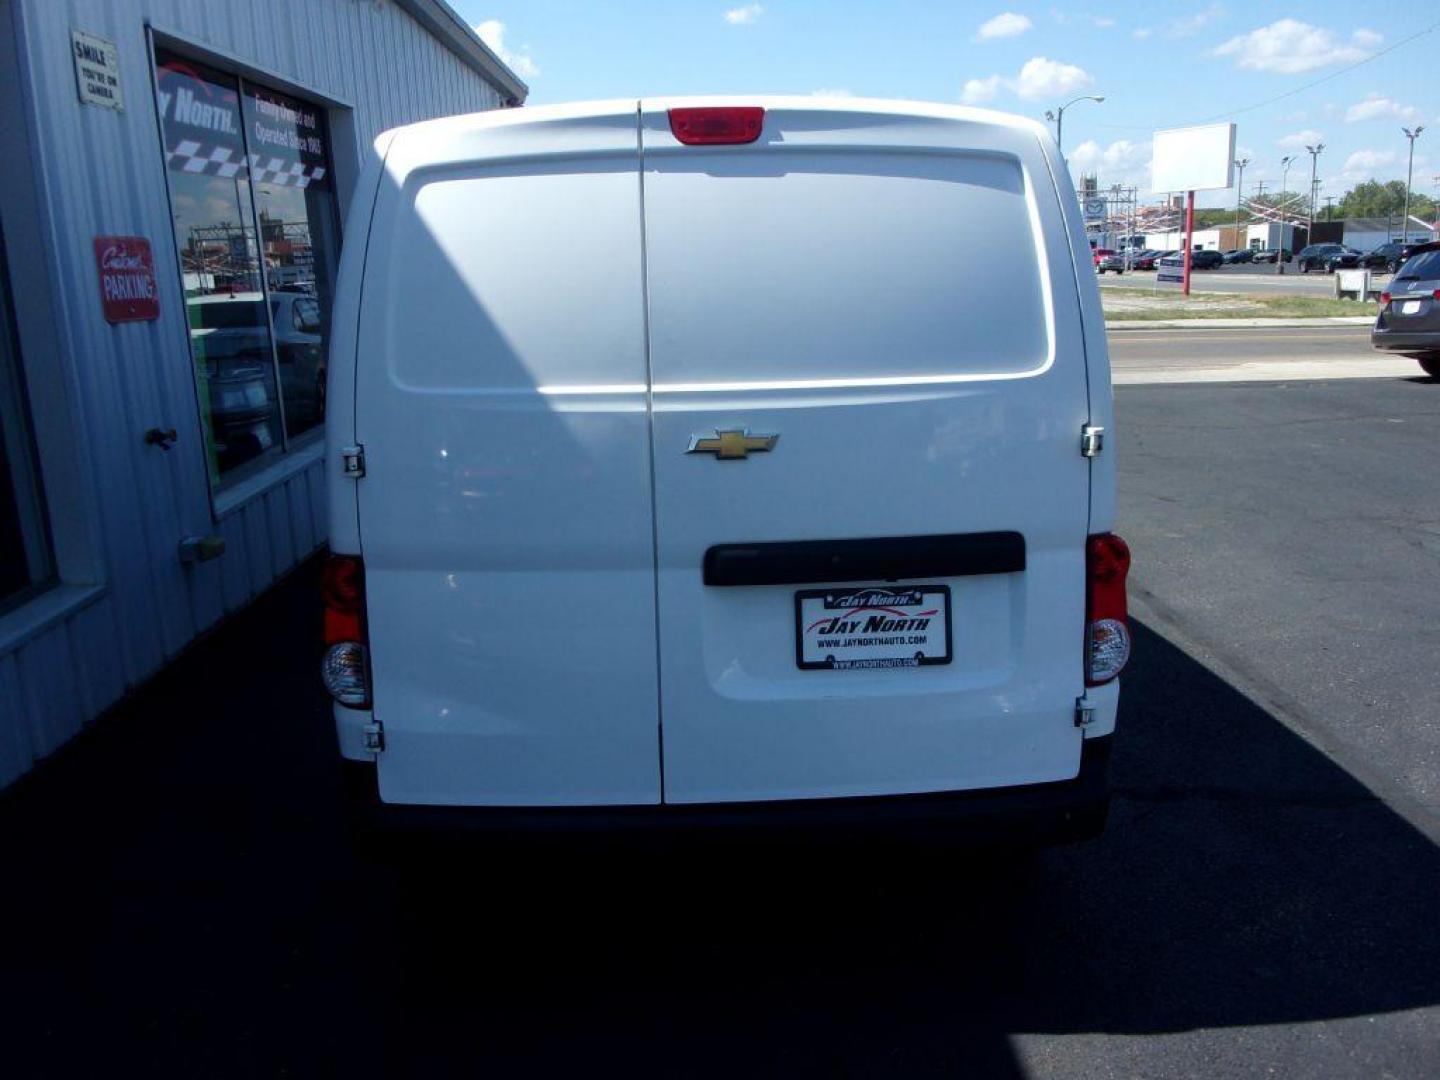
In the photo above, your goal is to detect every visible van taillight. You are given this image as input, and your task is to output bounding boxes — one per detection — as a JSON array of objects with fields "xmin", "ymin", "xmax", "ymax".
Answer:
[
  {"xmin": 668, "ymin": 106, "xmax": 764, "ymax": 145},
  {"xmin": 1085, "ymin": 533, "xmax": 1131, "ymax": 686},
  {"xmin": 321, "ymin": 554, "xmax": 370, "ymax": 708},
  {"xmin": 1380, "ymin": 292, "xmax": 1391, "ymax": 305}
]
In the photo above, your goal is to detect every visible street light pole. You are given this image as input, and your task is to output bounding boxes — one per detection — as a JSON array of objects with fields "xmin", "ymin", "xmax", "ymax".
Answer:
[
  {"xmin": 1044, "ymin": 94, "xmax": 1105, "ymax": 152},
  {"xmin": 1233, "ymin": 157, "xmax": 1250, "ymax": 251},
  {"xmin": 1402, "ymin": 126, "xmax": 1425, "ymax": 246},
  {"xmin": 1304, "ymin": 142, "xmax": 1324, "ymax": 245},
  {"xmin": 1278, "ymin": 156, "xmax": 1295, "ymax": 274}
]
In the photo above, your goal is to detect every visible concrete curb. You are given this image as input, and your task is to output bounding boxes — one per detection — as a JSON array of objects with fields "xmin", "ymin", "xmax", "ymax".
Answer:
[{"xmin": 1106, "ymin": 316, "xmax": 1375, "ymax": 331}]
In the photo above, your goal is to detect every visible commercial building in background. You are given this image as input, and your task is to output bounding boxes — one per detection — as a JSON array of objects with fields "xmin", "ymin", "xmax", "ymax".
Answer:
[
  {"xmin": 0, "ymin": 0, "xmax": 524, "ymax": 788},
  {"xmin": 1338, "ymin": 217, "xmax": 1438, "ymax": 251}
]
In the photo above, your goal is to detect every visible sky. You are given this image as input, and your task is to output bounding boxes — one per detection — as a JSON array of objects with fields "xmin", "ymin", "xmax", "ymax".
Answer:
[{"xmin": 452, "ymin": 1, "xmax": 1439, "ymax": 210}]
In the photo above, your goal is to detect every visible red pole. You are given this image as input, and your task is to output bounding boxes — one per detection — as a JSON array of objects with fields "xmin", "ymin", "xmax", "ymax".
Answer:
[{"xmin": 1182, "ymin": 189, "xmax": 1195, "ymax": 297}]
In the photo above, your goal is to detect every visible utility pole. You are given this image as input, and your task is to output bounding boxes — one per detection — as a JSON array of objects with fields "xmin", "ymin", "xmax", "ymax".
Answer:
[
  {"xmin": 1323, "ymin": 195, "xmax": 1335, "ymax": 221},
  {"xmin": 1304, "ymin": 142, "xmax": 1324, "ymax": 245},
  {"xmin": 1233, "ymin": 157, "xmax": 1250, "ymax": 251},
  {"xmin": 1402, "ymin": 126, "xmax": 1425, "ymax": 246}
]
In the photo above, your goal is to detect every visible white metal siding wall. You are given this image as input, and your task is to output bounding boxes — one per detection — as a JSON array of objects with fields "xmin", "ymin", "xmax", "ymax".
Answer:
[{"xmin": 0, "ymin": 0, "xmax": 506, "ymax": 787}]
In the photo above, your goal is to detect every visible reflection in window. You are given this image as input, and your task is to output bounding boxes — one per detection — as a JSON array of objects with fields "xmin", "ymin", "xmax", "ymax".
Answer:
[
  {"xmin": 242, "ymin": 82, "xmax": 338, "ymax": 439},
  {"xmin": 154, "ymin": 47, "xmax": 340, "ymax": 487}
]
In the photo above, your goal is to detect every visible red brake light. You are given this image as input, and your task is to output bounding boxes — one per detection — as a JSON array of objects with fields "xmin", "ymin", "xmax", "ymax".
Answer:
[
  {"xmin": 322, "ymin": 554, "xmax": 366, "ymax": 646},
  {"xmin": 321, "ymin": 554, "xmax": 371, "ymax": 708},
  {"xmin": 668, "ymin": 107, "xmax": 764, "ymax": 145},
  {"xmin": 1085, "ymin": 533, "xmax": 1132, "ymax": 686},
  {"xmin": 1380, "ymin": 292, "xmax": 1391, "ymax": 305},
  {"xmin": 1434, "ymin": 289, "xmax": 1440, "ymax": 301}
]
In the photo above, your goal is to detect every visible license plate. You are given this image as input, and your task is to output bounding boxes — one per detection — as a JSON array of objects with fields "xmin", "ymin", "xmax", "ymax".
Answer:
[
  {"xmin": 1401, "ymin": 300, "xmax": 1422, "ymax": 315},
  {"xmin": 795, "ymin": 585, "xmax": 952, "ymax": 670}
]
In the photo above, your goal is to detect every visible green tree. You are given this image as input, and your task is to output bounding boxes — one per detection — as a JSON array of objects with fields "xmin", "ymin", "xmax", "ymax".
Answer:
[{"xmin": 1337, "ymin": 179, "xmax": 1437, "ymax": 219}]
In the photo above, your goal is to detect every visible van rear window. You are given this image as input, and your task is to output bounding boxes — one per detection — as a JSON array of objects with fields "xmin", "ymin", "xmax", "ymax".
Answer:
[{"xmin": 643, "ymin": 151, "xmax": 1050, "ymax": 384}]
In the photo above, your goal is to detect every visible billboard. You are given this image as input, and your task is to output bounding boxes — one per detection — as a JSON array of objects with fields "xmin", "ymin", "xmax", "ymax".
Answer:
[{"xmin": 1151, "ymin": 123, "xmax": 1236, "ymax": 194}]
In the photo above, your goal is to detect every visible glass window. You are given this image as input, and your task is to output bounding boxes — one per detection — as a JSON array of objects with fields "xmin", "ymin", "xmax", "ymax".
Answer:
[
  {"xmin": 241, "ymin": 83, "xmax": 338, "ymax": 439},
  {"xmin": 154, "ymin": 47, "xmax": 340, "ymax": 487},
  {"xmin": 0, "ymin": 217, "xmax": 53, "ymax": 608}
]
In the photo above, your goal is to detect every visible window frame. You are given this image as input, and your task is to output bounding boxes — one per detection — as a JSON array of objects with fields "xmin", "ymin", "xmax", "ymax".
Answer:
[
  {"xmin": 144, "ymin": 26, "xmax": 356, "ymax": 518},
  {"xmin": 0, "ymin": 217, "xmax": 55, "ymax": 614}
]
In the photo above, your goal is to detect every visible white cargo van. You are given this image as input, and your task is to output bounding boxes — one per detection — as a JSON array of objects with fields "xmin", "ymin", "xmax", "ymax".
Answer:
[{"xmin": 322, "ymin": 98, "xmax": 1129, "ymax": 843}]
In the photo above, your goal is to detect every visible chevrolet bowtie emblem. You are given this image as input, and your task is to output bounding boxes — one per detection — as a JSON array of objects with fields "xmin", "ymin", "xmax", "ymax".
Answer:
[{"xmin": 685, "ymin": 429, "xmax": 779, "ymax": 460}]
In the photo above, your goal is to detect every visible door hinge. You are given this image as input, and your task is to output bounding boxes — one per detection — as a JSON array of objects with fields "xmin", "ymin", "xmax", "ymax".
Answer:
[
  {"xmin": 1074, "ymin": 697, "xmax": 1096, "ymax": 728},
  {"xmin": 362, "ymin": 720, "xmax": 385, "ymax": 753},
  {"xmin": 1080, "ymin": 424, "xmax": 1105, "ymax": 459},
  {"xmin": 340, "ymin": 444, "xmax": 366, "ymax": 478}
]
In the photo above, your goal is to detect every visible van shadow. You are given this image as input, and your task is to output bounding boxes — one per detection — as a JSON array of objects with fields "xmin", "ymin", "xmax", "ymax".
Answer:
[{"xmin": 371, "ymin": 619, "xmax": 1440, "ymax": 1074}]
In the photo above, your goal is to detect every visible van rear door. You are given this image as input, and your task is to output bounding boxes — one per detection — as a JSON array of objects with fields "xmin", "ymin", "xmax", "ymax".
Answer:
[
  {"xmin": 641, "ymin": 101, "xmax": 1093, "ymax": 803},
  {"xmin": 353, "ymin": 106, "xmax": 661, "ymax": 806}
]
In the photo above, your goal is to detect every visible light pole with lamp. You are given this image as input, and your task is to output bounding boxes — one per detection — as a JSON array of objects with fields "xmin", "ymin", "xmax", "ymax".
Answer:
[
  {"xmin": 1278, "ymin": 155, "xmax": 1296, "ymax": 274},
  {"xmin": 1402, "ymin": 126, "xmax": 1425, "ymax": 247},
  {"xmin": 1304, "ymin": 142, "xmax": 1324, "ymax": 247},
  {"xmin": 1044, "ymin": 94, "xmax": 1105, "ymax": 153},
  {"xmin": 1232, "ymin": 157, "xmax": 1250, "ymax": 254}
]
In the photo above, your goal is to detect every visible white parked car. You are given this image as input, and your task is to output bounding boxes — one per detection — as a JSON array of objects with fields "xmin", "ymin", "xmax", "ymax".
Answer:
[{"xmin": 322, "ymin": 98, "xmax": 1129, "ymax": 845}]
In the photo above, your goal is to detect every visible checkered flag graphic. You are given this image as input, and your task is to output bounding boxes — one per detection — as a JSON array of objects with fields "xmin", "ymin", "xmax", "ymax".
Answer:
[
  {"xmin": 166, "ymin": 140, "xmax": 247, "ymax": 178},
  {"xmin": 249, "ymin": 155, "xmax": 327, "ymax": 189},
  {"xmin": 164, "ymin": 142, "xmax": 328, "ymax": 189}
]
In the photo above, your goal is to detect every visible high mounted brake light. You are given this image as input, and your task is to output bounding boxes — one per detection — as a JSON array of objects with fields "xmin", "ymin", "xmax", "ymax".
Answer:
[
  {"xmin": 321, "ymin": 554, "xmax": 371, "ymax": 708},
  {"xmin": 1085, "ymin": 533, "xmax": 1132, "ymax": 686},
  {"xmin": 668, "ymin": 107, "xmax": 764, "ymax": 145}
]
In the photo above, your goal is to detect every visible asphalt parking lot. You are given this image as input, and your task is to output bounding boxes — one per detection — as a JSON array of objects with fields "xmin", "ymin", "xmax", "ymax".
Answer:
[{"xmin": 2, "ymin": 341, "xmax": 1438, "ymax": 1077}]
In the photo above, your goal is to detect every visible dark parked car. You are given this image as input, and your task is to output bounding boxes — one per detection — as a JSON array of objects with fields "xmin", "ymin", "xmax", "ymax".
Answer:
[
  {"xmin": 1297, "ymin": 243, "xmax": 1362, "ymax": 273},
  {"xmin": 1132, "ymin": 249, "xmax": 1162, "ymax": 270},
  {"xmin": 1371, "ymin": 242, "xmax": 1440, "ymax": 378},
  {"xmin": 1363, "ymin": 241, "xmax": 1415, "ymax": 274},
  {"xmin": 1222, "ymin": 248, "xmax": 1254, "ymax": 264},
  {"xmin": 1251, "ymin": 248, "xmax": 1292, "ymax": 263},
  {"xmin": 1189, "ymin": 249, "xmax": 1225, "ymax": 269}
]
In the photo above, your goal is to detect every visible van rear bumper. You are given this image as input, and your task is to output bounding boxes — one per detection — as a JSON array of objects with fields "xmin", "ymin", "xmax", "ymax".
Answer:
[{"xmin": 341, "ymin": 736, "xmax": 1111, "ymax": 848}]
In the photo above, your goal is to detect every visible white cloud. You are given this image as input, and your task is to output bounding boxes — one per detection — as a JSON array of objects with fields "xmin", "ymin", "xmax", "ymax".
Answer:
[
  {"xmin": 961, "ymin": 56, "xmax": 1094, "ymax": 105},
  {"xmin": 1341, "ymin": 148, "xmax": 1397, "ymax": 175},
  {"xmin": 1210, "ymin": 20, "xmax": 1379, "ymax": 75},
  {"xmin": 976, "ymin": 12, "xmax": 1033, "ymax": 40},
  {"xmin": 1277, "ymin": 129, "xmax": 1324, "ymax": 149},
  {"xmin": 1067, "ymin": 138, "xmax": 1152, "ymax": 188},
  {"xmin": 473, "ymin": 19, "xmax": 538, "ymax": 78},
  {"xmin": 723, "ymin": 3, "xmax": 763, "ymax": 25},
  {"xmin": 1090, "ymin": 16, "xmax": 1116, "ymax": 29},
  {"xmin": 1167, "ymin": 3, "xmax": 1225, "ymax": 39},
  {"xmin": 961, "ymin": 75, "xmax": 1005, "ymax": 105},
  {"xmin": 1014, "ymin": 56, "xmax": 1094, "ymax": 100},
  {"xmin": 1345, "ymin": 93, "xmax": 1422, "ymax": 124},
  {"xmin": 1132, "ymin": 27, "xmax": 1151, "ymax": 40}
]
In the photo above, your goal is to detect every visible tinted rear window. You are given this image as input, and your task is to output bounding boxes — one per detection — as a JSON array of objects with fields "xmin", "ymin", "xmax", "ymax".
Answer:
[
  {"xmin": 643, "ymin": 151, "xmax": 1051, "ymax": 383},
  {"xmin": 1397, "ymin": 251, "xmax": 1440, "ymax": 281},
  {"xmin": 194, "ymin": 301, "xmax": 264, "ymax": 329}
]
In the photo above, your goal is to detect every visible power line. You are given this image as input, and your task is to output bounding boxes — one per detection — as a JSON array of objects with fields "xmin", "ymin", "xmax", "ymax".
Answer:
[{"xmin": 1092, "ymin": 20, "xmax": 1440, "ymax": 132}]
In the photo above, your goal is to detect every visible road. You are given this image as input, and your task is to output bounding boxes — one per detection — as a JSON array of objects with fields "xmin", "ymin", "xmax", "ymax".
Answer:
[
  {"xmin": 2, "ymin": 330, "xmax": 1438, "ymax": 1077},
  {"xmin": 1103, "ymin": 265, "xmax": 1387, "ymax": 297},
  {"xmin": 1110, "ymin": 323, "xmax": 1420, "ymax": 383}
]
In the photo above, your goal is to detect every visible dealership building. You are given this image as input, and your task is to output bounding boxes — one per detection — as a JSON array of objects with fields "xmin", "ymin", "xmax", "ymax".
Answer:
[{"xmin": 0, "ymin": 0, "xmax": 524, "ymax": 787}]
